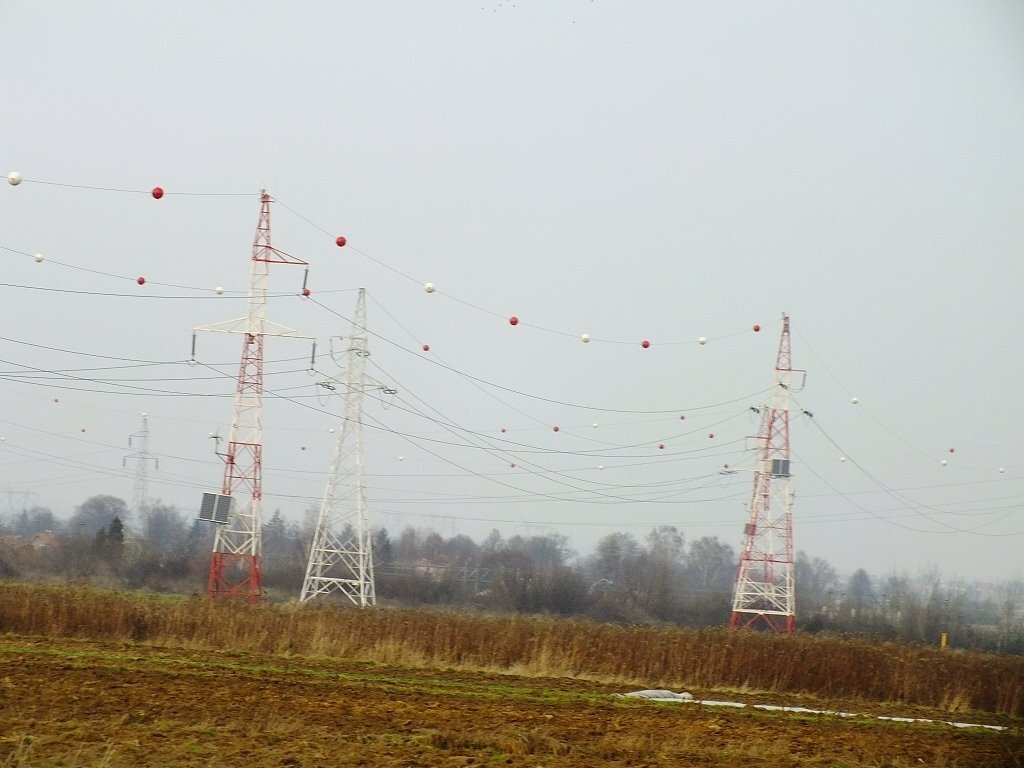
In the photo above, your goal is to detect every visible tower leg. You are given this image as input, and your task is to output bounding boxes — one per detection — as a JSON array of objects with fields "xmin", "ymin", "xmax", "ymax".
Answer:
[{"xmin": 208, "ymin": 552, "xmax": 262, "ymax": 604}]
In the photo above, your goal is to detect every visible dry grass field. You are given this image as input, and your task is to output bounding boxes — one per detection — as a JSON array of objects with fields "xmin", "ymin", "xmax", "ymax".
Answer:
[{"xmin": 0, "ymin": 583, "xmax": 1021, "ymax": 766}]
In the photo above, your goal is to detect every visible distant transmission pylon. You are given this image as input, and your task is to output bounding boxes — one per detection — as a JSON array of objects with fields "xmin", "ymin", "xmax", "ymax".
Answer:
[
  {"xmin": 193, "ymin": 190, "xmax": 309, "ymax": 603},
  {"xmin": 729, "ymin": 313, "xmax": 804, "ymax": 633},
  {"xmin": 301, "ymin": 287, "xmax": 390, "ymax": 606},
  {"xmin": 124, "ymin": 412, "xmax": 158, "ymax": 537}
]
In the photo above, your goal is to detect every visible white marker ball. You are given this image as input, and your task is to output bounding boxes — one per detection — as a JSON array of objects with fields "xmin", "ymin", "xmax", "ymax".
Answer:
[
  {"xmin": 329, "ymin": 428, "xmax": 335, "ymax": 433},
  {"xmin": 398, "ymin": 456, "xmax": 405, "ymax": 462},
  {"xmin": 998, "ymin": 467, "xmax": 1005, "ymax": 474},
  {"xmin": 597, "ymin": 465, "xmax": 604, "ymax": 470},
  {"xmin": 7, "ymin": 171, "xmax": 22, "ymax": 186},
  {"xmin": 33, "ymin": 252, "xmax": 43, "ymax": 263},
  {"xmin": 424, "ymin": 282, "xmax": 435, "ymax": 293},
  {"xmin": 698, "ymin": 336, "xmax": 707, "ymax": 345},
  {"xmin": 580, "ymin": 333, "xmax": 590, "ymax": 343},
  {"xmin": 850, "ymin": 397, "xmax": 859, "ymax": 405},
  {"xmin": 591, "ymin": 422, "xmax": 598, "ymax": 428},
  {"xmin": 215, "ymin": 286, "xmax": 224, "ymax": 295},
  {"xmin": 940, "ymin": 459, "xmax": 948, "ymax": 467},
  {"xmin": 141, "ymin": 412, "xmax": 147, "ymax": 418},
  {"xmin": 840, "ymin": 457, "xmax": 847, "ymax": 463}
]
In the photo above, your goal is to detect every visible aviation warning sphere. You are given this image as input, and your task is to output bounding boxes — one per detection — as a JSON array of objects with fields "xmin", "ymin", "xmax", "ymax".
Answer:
[
  {"xmin": 641, "ymin": 340, "xmax": 650, "ymax": 348},
  {"xmin": 215, "ymin": 286, "xmax": 224, "ymax": 295},
  {"xmin": 151, "ymin": 187, "xmax": 164, "ymax": 199},
  {"xmin": 850, "ymin": 397, "xmax": 859, "ymax": 404},
  {"xmin": 580, "ymin": 333, "xmax": 590, "ymax": 343},
  {"xmin": 335, "ymin": 236, "xmax": 347, "ymax": 247},
  {"xmin": 509, "ymin": 316, "xmax": 519, "ymax": 326},
  {"xmin": 698, "ymin": 336, "xmax": 707, "ymax": 345},
  {"xmin": 33, "ymin": 253, "xmax": 43, "ymax": 263},
  {"xmin": 424, "ymin": 282, "xmax": 435, "ymax": 293},
  {"xmin": 753, "ymin": 324, "xmax": 761, "ymax": 332},
  {"xmin": 7, "ymin": 171, "xmax": 22, "ymax": 186}
]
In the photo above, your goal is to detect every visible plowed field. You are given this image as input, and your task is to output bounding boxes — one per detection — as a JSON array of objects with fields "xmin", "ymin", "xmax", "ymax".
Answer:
[{"xmin": 0, "ymin": 636, "xmax": 1020, "ymax": 767}]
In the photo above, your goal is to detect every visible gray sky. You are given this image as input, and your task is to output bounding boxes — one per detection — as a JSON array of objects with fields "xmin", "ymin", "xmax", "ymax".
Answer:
[{"xmin": 2, "ymin": 1, "xmax": 1023, "ymax": 582}]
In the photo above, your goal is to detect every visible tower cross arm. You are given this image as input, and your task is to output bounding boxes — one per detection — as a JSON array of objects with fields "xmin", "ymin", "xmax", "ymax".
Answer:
[{"xmin": 194, "ymin": 318, "xmax": 312, "ymax": 339}]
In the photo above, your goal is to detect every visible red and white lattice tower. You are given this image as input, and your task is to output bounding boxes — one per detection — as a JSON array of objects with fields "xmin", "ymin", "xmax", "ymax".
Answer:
[
  {"xmin": 196, "ymin": 190, "xmax": 307, "ymax": 602},
  {"xmin": 300, "ymin": 288, "xmax": 379, "ymax": 606},
  {"xmin": 729, "ymin": 313, "xmax": 804, "ymax": 633}
]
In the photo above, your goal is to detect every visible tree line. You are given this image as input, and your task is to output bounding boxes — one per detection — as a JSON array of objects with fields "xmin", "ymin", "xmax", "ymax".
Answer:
[{"xmin": 2, "ymin": 494, "xmax": 1022, "ymax": 653}]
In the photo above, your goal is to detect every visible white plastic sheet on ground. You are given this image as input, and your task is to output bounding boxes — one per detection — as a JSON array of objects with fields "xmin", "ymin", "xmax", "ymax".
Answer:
[{"xmin": 615, "ymin": 691, "xmax": 1006, "ymax": 731}]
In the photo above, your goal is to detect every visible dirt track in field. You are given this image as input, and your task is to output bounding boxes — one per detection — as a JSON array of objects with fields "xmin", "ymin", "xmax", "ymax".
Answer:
[{"xmin": 0, "ymin": 636, "xmax": 1020, "ymax": 767}]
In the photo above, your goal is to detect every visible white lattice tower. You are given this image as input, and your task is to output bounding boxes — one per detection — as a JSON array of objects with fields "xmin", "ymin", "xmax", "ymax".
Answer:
[
  {"xmin": 729, "ymin": 313, "xmax": 802, "ymax": 633},
  {"xmin": 195, "ymin": 190, "xmax": 308, "ymax": 603},
  {"xmin": 301, "ymin": 288, "xmax": 377, "ymax": 606},
  {"xmin": 124, "ymin": 412, "xmax": 157, "ymax": 537}
]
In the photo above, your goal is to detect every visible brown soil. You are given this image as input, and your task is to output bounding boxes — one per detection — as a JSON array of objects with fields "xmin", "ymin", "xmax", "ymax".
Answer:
[{"xmin": 0, "ymin": 636, "xmax": 1020, "ymax": 767}]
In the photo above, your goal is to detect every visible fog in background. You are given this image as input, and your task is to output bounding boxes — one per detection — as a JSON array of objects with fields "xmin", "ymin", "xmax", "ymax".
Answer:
[{"xmin": 2, "ymin": 1, "xmax": 1023, "ymax": 582}]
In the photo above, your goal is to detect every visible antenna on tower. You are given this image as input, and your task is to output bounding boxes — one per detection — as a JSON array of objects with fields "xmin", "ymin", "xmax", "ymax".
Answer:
[
  {"xmin": 123, "ymin": 412, "xmax": 158, "ymax": 538},
  {"xmin": 300, "ymin": 287, "xmax": 391, "ymax": 606},
  {"xmin": 193, "ymin": 190, "xmax": 311, "ymax": 603},
  {"xmin": 728, "ymin": 313, "xmax": 805, "ymax": 633}
]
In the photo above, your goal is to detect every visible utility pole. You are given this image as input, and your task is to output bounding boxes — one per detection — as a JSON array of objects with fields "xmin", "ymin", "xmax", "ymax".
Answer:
[
  {"xmin": 124, "ymin": 412, "xmax": 158, "ymax": 538},
  {"xmin": 194, "ymin": 190, "xmax": 308, "ymax": 603},
  {"xmin": 729, "ymin": 313, "xmax": 803, "ymax": 633},
  {"xmin": 301, "ymin": 288, "xmax": 390, "ymax": 606}
]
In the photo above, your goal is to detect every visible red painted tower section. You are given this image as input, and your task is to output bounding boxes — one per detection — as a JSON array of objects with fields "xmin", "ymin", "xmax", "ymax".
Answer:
[
  {"xmin": 729, "ymin": 314, "xmax": 801, "ymax": 633},
  {"xmin": 206, "ymin": 192, "xmax": 307, "ymax": 602}
]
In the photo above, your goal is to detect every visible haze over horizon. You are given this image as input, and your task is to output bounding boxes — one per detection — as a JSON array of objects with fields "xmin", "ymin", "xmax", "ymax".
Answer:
[{"xmin": 2, "ymin": 1, "xmax": 1022, "ymax": 583}]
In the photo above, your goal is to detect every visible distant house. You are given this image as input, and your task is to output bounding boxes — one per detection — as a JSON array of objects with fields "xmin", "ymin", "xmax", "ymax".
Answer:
[{"xmin": 29, "ymin": 531, "xmax": 59, "ymax": 550}]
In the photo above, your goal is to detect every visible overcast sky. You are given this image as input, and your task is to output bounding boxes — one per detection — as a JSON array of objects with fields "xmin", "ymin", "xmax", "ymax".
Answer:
[{"xmin": 2, "ymin": 1, "xmax": 1023, "ymax": 583}]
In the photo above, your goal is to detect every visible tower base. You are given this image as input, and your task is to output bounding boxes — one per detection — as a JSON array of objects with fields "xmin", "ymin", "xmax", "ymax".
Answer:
[
  {"xmin": 207, "ymin": 552, "xmax": 262, "ymax": 603},
  {"xmin": 728, "ymin": 611, "xmax": 794, "ymax": 633}
]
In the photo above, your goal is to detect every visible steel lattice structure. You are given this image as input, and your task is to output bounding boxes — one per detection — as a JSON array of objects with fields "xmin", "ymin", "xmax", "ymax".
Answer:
[
  {"xmin": 729, "ymin": 313, "xmax": 803, "ymax": 633},
  {"xmin": 300, "ymin": 288, "xmax": 378, "ymax": 606},
  {"xmin": 197, "ymin": 191, "xmax": 307, "ymax": 603},
  {"xmin": 124, "ymin": 412, "xmax": 157, "ymax": 538}
]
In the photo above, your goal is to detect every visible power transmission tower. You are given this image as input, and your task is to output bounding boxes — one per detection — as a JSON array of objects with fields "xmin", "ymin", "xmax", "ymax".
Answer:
[
  {"xmin": 301, "ymin": 288, "xmax": 390, "ymax": 606},
  {"xmin": 729, "ymin": 313, "xmax": 804, "ymax": 633},
  {"xmin": 124, "ymin": 412, "xmax": 158, "ymax": 537},
  {"xmin": 194, "ymin": 190, "xmax": 308, "ymax": 603}
]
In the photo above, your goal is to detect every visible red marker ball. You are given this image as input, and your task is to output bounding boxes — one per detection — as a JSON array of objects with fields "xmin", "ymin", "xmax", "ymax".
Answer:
[
  {"xmin": 658, "ymin": 443, "xmax": 664, "ymax": 449},
  {"xmin": 53, "ymin": 398, "xmax": 59, "ymax": 403},
  {"xmin": 679, "ymin": 415, "xmax": 686, "ymax": 420},
  {"xmin": 724, "ymin": 463, "xmax": 729, "ymax": 469},
  {"xmin": 509, "ymin": 316, "xmax": 519, "ymax": 326},
  {"xmin": 335, "ymin": 236, "xmax": 347, "ymax": 247},
  {"xmin": 422, "ymin": 344, "xmax": 430, "ymax": 352},
  {"xmin": 552, "ymin": 425, "xmax": 560, "ymax": 432},
  {"xmin": 949, "ymin": 448, "xmax": 955, "ymax": 453},
  {"xmin": 510, "ymin": 463, "xmax": 516, "ymax": 468},
  {"xmin": 81, "ymin": 428, "xmax": 86, "ymax": 433},
  {"xmin": 753, "ymin": 324, "xmax": 761, "ymax": 332},
  {"xmin": 708, "ymin": 433, "xmax": 715, "ymax": 439},
  {"xmin": 137, "ymin": 276, "xmax": 146, "ymax": 285},
  {"xmin": 641, "ymin": 340, "xmax": 650, "ymax": 349},
  {"xmin": 301, "ymin": 446, "xmax": 306, "ymax": 451},
  {"xmin": 151, "ymin": 187, "xmax": 164, "ymax": 199},
  {"xmin": 302, "ymin": 288, "xmax": 311, "ymax": 297},
  {"xmin": 500, "ymin": 427, "xmax": 507, "ymax": 433}
]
